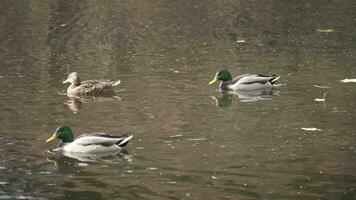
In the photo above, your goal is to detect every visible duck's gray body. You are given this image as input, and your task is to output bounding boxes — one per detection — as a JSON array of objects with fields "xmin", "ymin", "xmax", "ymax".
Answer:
[
  {"xmin": 222, "ymin": 74, "xmax": 280, "ymax": 91},
  {"xmin": 61, "ymin": 133, "xmax": 133, "ymax": 153}
]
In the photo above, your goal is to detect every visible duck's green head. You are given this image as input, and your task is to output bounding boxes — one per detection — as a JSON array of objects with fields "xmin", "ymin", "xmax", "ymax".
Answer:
[
  {"xmin": 46, "ymin": 125, "xmax": 74, "ymax": 143},
  {"xmin": 209, "ymin": 69, "xmax": 232, "ymax": 84}
]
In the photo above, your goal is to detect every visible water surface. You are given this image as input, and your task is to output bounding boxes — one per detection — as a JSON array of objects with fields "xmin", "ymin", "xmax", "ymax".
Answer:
[{"xmin": 0, "ymin": 1, "xmax": 356, "ymax": 199}]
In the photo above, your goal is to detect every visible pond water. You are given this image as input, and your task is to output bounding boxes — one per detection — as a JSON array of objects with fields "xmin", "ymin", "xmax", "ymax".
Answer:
[{"xmin": 0, "ymin": 1, "xmax": 356, "ymax": 199}]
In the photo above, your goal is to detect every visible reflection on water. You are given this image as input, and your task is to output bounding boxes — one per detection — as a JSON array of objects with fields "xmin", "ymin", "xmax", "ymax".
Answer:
[
  {"xmin": 1, "ymin": 0, "xmax": 356, "ymax": 200},
  {"xmin": 233, "ymin": 89, "xmax": 279, "ymax": 102},
  {"xmin": 211, "ymin": 89, "xmax": 280, "ymax": 106},
  {"xmin": 47, "ymin": 150, "xmax": 132, "ymax": 165},
  {"xmin": 65, "ymin": 94, "xmax": 121, "ymax": 113},
  {"xmin": 65, "ymin": 96, "xmax": 82, "ymax": 113},
  {"xmin": 211, "ymin": 94, "xmax": 233, "ymax": 107}
]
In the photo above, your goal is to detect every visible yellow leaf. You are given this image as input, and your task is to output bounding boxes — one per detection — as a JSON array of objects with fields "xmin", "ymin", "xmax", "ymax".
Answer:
[
  {"xmin": 316, "ymin": 29, "xmax": 334, "ymax": 33},
  {"xmin": 341, "ymin": 79, "xmax": 356, "ymax": 83}
]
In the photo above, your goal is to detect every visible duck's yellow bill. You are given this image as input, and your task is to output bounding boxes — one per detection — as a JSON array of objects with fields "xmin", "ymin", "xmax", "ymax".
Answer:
[
  {"xmin": 209, "ymin": 77, "xmax": 218, "ymax": 85},
  {"xmin": 62, "ymin": 79, "xmax": 69, "ymax": 84},
  {"xmin": 46, "ymin": 133, "xmax": 57, "ymax": 143}
]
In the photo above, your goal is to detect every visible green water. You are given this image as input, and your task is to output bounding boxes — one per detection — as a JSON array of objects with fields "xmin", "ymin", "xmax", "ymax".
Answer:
[{"xmin": 0, "ymin": 1, "xmax": 356, "ymax": 199}]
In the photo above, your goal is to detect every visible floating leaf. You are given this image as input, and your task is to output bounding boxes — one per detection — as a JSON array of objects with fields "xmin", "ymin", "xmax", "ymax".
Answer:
[
  {"xmin": 313, "ymin": 85, "xmax": 331, "ymax": 89},
  {"xmin": 316, "ymin": 29, "xmax": 334, "ymax": 33},
  {"xmin": 170, "ymin": 134, "xmax": 183, "ymax": 138},
  {"xmin": 341, "ymin": 79, "xmax": 356, "ymax": 83},
  {"xmin": 314, "ymin": 98, "xmax": 325, "ymax": 102},
  {"xmin": 301, "ymin": 127, "xmax": 322, "ymax": 131},
  {"xmin": 273, "ymin": 83, "xmax": 286, "ymax": 87},
  {"xmin": 314, "ymin": 93, "xmax": 326, "ymax": 102},
  {"xmin": 187, "ymin": 138, "xmax": 208, "ymax": 141},
  {"xmin": 236, "ymin": 40, "xmax": 246, "ymax": 43}
]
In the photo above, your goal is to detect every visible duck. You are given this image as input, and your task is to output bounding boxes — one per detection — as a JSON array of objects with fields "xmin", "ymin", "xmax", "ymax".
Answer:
[
  {"xmin": 45, "ymin": 125, "xmax": 133, "ymax": 154},
  {"xmin": 63, "ymin": 72, "xmax": 121, "ymax": 95},
  {"xmin": 209, "ymin": 69, "xmax": 280, "ymax": 91}
]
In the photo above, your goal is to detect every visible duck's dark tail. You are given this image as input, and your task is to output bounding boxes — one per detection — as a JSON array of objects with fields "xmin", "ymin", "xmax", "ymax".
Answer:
[
  {"xmin": 269, "ymin": 75, "xmax": 280, "ymax": 85},
  {"xmin": 117, "ymin": 134, "xmax": 133, "ymax": 147}
]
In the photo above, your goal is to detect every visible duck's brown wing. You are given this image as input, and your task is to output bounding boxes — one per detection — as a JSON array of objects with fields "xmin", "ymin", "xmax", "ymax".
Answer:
[{"xmin": 78, "ymin": 80, "xmax": 114, "ymax": 94}]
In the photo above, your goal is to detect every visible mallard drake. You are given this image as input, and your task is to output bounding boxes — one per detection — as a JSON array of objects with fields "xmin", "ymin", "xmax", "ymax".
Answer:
[
  {"xmin": 63, "ymin": 72, "xmax": 121, "ymax": 95},
  {"xmin": 45, "ymin": 125, "xmax": 133, "ymax": 154},
  {"xmin": 209, "ymin": 69, "xmax": 280, "ymax": 90}
]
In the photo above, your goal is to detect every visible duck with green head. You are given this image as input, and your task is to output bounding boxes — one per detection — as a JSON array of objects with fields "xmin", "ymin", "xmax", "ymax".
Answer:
[
  {"xmin": 46, "ymin": 125, "xmax": 133, "ymax": 154},
  {"xmin": 209, "ymin": 69, "xmax": 280, "ymax": 91}
]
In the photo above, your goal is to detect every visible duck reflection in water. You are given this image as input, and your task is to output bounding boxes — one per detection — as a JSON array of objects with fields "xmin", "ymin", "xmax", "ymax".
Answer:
[
  {"xmin": 65, "ymin": 93, "xmax": 121, "ymax": 113},
  {"xmin": 211, "ymin": 89, "xmax": 280, "ymax": 107},
  {"xmin": 47, "ymin": 149, "xmax": 133, "ymax": 168}
]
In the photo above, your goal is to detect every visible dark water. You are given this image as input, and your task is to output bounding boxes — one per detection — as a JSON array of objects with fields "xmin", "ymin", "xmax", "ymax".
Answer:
[{"xmin": 1, "ymin": 1, "xmax": 356, "ymax": 199}]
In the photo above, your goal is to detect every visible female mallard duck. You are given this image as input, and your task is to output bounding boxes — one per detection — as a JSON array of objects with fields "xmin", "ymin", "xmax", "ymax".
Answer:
[
  {"xmin": 63, "ymin": 72, "xmax": 121, "ymax": 95},
  {"xmin": 45, "ymin": 125, "xmax": 133, "ymax": 154},
  {"xmin": 209, "ymin": 69, "xmax": 280, "ymax": 91}
]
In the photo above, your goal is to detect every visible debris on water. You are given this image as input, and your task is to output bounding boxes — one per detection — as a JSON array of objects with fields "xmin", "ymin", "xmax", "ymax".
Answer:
[
  {"xmin": 313, "ymin": 85, "xmax": 331, "ymax": 89},
  {"xmin": 147, "ymin": 167, "xmax": 157, "ymax": 171},
  {"xmin": 340, "ymin": 79, "xmax": 356, "ymax": 83},
  {"xmin": 301, "ymin": 127, "xmax": 322, "ymax": 131},
  {"xmin": 316, "ymin": 29, "xmax": 334, "ymax": 33},
  {"xmin": 57, "ymin": 91, "xmax": 67, "ymax": 96},
  {"xmin": 314, "ymin": 98, "xmax": 325, "ymax": 102},
  {"xmin": 187, "ymin": 138, "xmax": 208, "ymax": 141},
  {"xmin": 113, "ymin": 96, "xmax": 121, "ymax": 100},
  {"xmin": 273, "ymin": 83, "xmax": 286, "ymax": 87},
  {"xmin": 136, "ymin": 147, "xmax": 144, "ymax": 150},
  {"xmin": 314, "ymin": 93, "xmax": 326, "ymax": 102},
  {"xmin": 174, "ymin": 70, "xmax": 179, "ymax": 73},
  {"xmin": 38, "ymin": 171, "xmax": 52, "ymax": 174},
  {"xmin": 78, "ymin": 163, "xmax": 88, "ymax": 167},
  {"xmin": 236, "ymin": 39, "xmax": 246, "ymax": 43},
  {"xmin": 211, "ymin": 176, "xmax": 217, "ymax": 179},
  {"xmin": 170, "ymin": 134, "xmax": 183, "ymax": 138}
]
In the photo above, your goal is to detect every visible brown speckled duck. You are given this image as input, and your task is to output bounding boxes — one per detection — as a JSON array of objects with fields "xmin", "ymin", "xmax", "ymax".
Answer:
[{"xmin": 63, "ymin": 72, "xmax": 121, "ymax": 95}]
